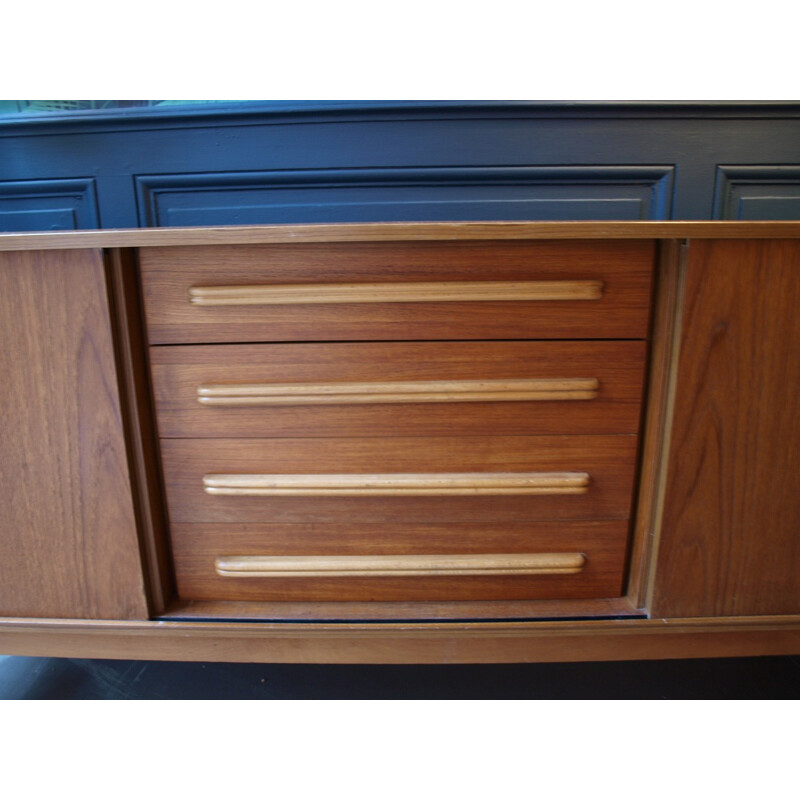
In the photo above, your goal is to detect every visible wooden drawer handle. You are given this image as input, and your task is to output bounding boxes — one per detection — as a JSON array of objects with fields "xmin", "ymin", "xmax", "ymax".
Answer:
[
  {"xmin": 197, "ymin": 378, "xmax": 600, "ymax": 406},
  {"xmin": 202, "ymin": 471, "xmax": 590, "ymax": 496},
  {"xmin": 188, "ymin": 280, "xmax": 604, "ymax": 306},
  {"xmin": 215, "ymin": 552, "xmax": 587, "ymax": 578}
]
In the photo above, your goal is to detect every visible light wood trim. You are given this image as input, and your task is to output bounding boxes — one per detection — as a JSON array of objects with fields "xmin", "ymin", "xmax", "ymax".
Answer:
[
  {"xmin": 4, "ymin": 221, "xmax": 800, "ymax": 251},
  {"xmin": 187, "ymin": 280, "xmax": 604, "ymax": 306},
  {"xmin": 202, "ymin": 471, "xmax": 591, "ymax": 496},
  {"xmin": 215, "ymin": 552, "xmax": 587, "ymax": 578},
  {"xmin": 196, "ymin": 377, "xmax": 600, "ymax": 406}
]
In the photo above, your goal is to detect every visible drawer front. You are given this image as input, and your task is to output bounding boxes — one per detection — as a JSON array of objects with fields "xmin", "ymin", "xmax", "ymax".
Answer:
[
  {"xmin": 140, "ymin": 240, "xmax": 655, "ymax": 343},
  {"xmin": 150, "ymin": 340, "xmax": 647, "ymax": 438},
  {"xmin": 170, "ymin": 520, "xmax": 629, "ymax": 602},
  {"xmin": 160, "ymin": 435, "xmax": 638, "ymax": 524}
]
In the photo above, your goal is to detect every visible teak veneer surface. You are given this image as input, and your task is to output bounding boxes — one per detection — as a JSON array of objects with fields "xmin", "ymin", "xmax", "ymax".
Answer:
[
  {"xmin": 160, "ymin": 435, "xmax": 638, "ymax": 524},
  {"xmin": 625, "ymin": 240, "xmax": 685, "ymax": 607},
  {"xmin": 162, "ymin": 596, "xmax": 640, "ymax": 621},
  {"xmin": 150, "ymin": 341, "xmax": 646, "ymax": 438},
  {"xmin": 170, "ymin": 520, "xmax": 628, "ymax": 603},
  {"xmin": 652, "ymin": 239, "xmax": 800, "ymax": 617},
  {"xmin": 139, "ymin": 240, "xmax": 654, "ymax": 343},
  {"xmin": 0, "ymin": 249, "xmax": 148, "ymax": 619},
  {"xmin": 1, "ymin": 223, "xmax": 798, "ymax": 662},
  {"xmin": 105, "ymin": 249, "xmax": 174, "ymax": 614},
  {"xmin": 0, "ymin": 616, "xmax": 798, "ymax": 664}
]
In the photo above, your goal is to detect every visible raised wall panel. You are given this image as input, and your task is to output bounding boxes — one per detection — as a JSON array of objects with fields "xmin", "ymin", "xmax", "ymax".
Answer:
[
  {"xmin": 4, "ymin": 104, "xmax": 800, "ymax": 225},
  {"xmin": 135, "ymin": 167, "xmax": 675, "ymax": 226},
  {"xmin": 713, "ymin": 166, "xmax": 800, "ymax": 220},
  {"xmin": 0, "ymin": 179, "xmax": 99, "ymax": 231}
]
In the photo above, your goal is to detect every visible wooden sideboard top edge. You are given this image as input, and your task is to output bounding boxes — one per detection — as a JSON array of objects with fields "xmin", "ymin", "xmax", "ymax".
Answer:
[{"xmin": 3, "ymin": 221, "xmax": 800, "ymax": 251}]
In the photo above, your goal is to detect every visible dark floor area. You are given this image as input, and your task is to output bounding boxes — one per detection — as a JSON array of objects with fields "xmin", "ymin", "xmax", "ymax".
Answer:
[{"xmin": 1, "ymin": 654, "xmax": 798, "ymax": 699}]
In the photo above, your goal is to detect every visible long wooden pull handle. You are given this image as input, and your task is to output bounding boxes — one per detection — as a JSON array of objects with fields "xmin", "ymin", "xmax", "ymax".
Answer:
[
  {"xmin": 197, "ymin": 378, "xmax": 600, "ymax": 406},
  {"xmin": 188, "ymin": 280, "xmax": 604, "ymax": 306},
  {"xmin": 215, "ymin": 552, "xmax": 587, "ymax": 578},
  {"xmin": 202, "ymin": 472, "xmax": 590, "ymax": 496}
]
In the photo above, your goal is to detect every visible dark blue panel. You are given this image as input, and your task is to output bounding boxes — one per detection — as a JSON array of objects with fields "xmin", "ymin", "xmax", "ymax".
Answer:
[
  {"xmin": 0, "ymin": 179, "xmax": 98, "ymax": 232},
  {"xmin": 713, "ymin": 166, "xmax": 800, "ymax": 220},
  {"xmin": 136, "ymin": 167, "xmax": 674, "ymax": 226},
  {"xmin": 736, "ymin": 196, "xmax": 800, "ymax": 220},
  {"xmin": 162, "ymin": 199, "xmax": 646, "ymax": 227},
  {"xmin": 0, "ymin": 208, "xmax": 76, "ymax": 230},
  {"xmin": 1, "ymin": 105, "xmax": 800, "ymax": 225}
]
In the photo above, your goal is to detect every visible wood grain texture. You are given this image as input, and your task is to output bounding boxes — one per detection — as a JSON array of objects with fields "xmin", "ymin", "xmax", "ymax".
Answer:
[
  {"xmin": 105, "ymin": 249, "xmax": 174, "ymax": 614},
  {"xmin": 170, "ymin": 520, "xmax": 628, "ymax": 602},
  {"xmin": 626, "ymin": 240, "xmax": 685, "ymax": 607},
  {"xmin": 140, "ymin": 240, "xmax": 654, "ymax": 343},
  {"xmin": 652, "ymin": 240, "xmax": 800, "ymax": 616},
  {"xmin": 214, "ymin": 552, "xmax": 587, "ymax": 578},
  {"xmin": 195, "ymin": 377, "xmax": 601, "ymax": 406},
  {"xmin": 187, "ymin": 279, "xmax": 605, "ymax": 305},
  {"xmin": 2, "ymin": 221, "xmax": 800, "ymax": 252},
  {"xmin": 151, "ymin": 341, "xmax": 646, "ymax": 438},
  {"xmin": 0, "ymin": 616, "xmax": 798, "ymax": 664},
  {"xmin": 202, "ymin": 471, "xmax": 590, "ymax": 496},
  {"xmin": 161, "ymin": 596, "xmax": 640, "ymax": 621},
  {"xmin": 160, "ymin": 435, "xmax": 639, "ymax": 524},
  {"xmin": 0, "ymin": 249, "xmax": 148, "ymax": 619}
]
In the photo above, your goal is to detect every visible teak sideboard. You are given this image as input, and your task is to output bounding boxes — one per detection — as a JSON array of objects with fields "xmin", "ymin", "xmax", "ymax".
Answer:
[{"xmin": 1, "ymin": 221, "xmax": 798, "ymax": 664}]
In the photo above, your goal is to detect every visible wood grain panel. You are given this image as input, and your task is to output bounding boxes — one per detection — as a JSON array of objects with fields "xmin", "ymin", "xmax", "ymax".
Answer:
[
  {"xmin": 160, "ymin": 435, "xmax": 638, "ymax": 524},
  {"xmin": 106, "ymin": 249, "xmax": 174, "ymax": 615},
  {"xmin": 150, "ymin": 341, "xmax": 646, "ymax": 438},
  {"xmin": 171, "ymin": 520, "xmax": 629, "ymax": 602},
  {"xmin": 1, "ymin": 616, "xmax": 798, "ymax": 664},
  {"xmin": 139, "ymin": 240, "xmax": 654, "ymax": 342},
  {"xmin": 627, "ymin": 240, "xmax": 685, "ymax": 607},
  {"xmin": 652, "ymin": 240, "xmax": 800, "ymax": 616},
  {"xmin": 162, "ymin": 596, "xmax": 640, "ymax": 622},
  {"xmin": 0, "ymin": 249, "xmax": 148, "ymax": 619}
]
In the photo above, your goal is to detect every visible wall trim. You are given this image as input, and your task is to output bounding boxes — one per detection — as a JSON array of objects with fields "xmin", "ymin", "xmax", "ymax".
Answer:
[{"xmin": 3, "ymin": 101, "xmax": 800, "ymax": 137}]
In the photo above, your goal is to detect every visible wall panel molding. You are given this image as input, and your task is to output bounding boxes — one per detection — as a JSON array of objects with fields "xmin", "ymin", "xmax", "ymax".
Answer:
[
  {"xmin": 0, "ymin": 178, "xmax": 99, "ymax": 232},
  {"xmin": 136, "ymin": 166, "xmax": 675, "ymax": 227},
  {"xmin": 713, "ymin": 166, "xmax": 800, "ymax": 220},
  {"xmin": 3, "ymin": 102, "xmax": 800, "ymax": 137},
  {"xmin": 2, "ymin": 106, "xmax": 799, "ymax": 226}
]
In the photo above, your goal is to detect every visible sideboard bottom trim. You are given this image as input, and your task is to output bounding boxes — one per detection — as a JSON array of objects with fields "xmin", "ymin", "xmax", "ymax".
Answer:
[{"xmin": 0, "ymin": 616, "xmax": 797, "ymax": 664}]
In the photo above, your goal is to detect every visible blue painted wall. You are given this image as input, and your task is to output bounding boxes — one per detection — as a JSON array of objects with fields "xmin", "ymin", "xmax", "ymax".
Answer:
[{"xmin": 1, "ymin": 102, "xmax": 799, "ymax": 231}]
